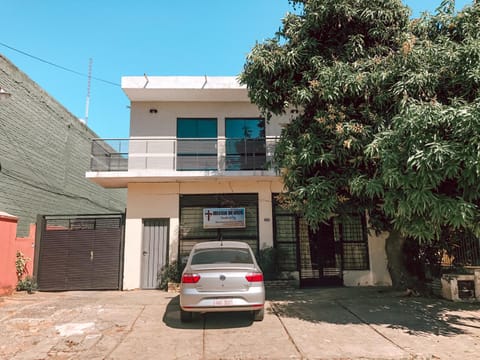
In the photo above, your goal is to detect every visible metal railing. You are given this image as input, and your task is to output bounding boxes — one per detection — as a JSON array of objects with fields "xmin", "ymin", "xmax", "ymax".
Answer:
[
  {"xmin": 441, "ymin": 234, "xmax": 480, "ymax": 267},
  {"xmin": 90, "ymin": 137, "xmax": 279, "ymax": 172},
  {"xmin": 91, "ymin": 139, "xmax": 129, "ymax": 171}
]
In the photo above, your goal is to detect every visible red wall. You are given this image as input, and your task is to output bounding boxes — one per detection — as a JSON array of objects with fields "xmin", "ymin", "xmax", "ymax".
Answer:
[
  {"xmin": 0, "ymin": 215, "xmax": 35, "ymax": 296},
  {"xmin": 0, "ymin": 214, "xmax": 19, "ymax": 296},
  {"xmin": 16, "ymin": 224, "xmax": 36, "ymax": 275}
]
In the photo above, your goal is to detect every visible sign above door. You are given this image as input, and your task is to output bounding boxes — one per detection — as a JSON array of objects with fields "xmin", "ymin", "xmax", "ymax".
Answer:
[{"xmin": 203, "ymin": 208, "xmax": 246, "ymax": 229}]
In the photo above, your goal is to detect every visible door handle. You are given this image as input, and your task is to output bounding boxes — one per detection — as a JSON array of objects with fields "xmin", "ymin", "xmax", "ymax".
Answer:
[
  {"xmin": 143, "ymin": 251, "xmax": 148, "ymax": 256},
  {"xmin": 90, "ymin": 251, "xmax": 94, "ymax": 261}
]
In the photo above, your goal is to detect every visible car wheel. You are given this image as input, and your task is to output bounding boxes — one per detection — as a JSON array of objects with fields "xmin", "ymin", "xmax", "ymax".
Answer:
[
  {"xmin": 180, "ymin": 308, "xmax": 193, "ymax": 323},
  {"xmin": 253, "ymin": 308, "xmax": 264, "ymax": 321}
]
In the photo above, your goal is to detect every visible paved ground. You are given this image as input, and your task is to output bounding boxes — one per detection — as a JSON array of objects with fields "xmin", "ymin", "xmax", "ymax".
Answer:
[{"xmin": 0, "ymin": 287, "xmax": 479, "ymax": 360}]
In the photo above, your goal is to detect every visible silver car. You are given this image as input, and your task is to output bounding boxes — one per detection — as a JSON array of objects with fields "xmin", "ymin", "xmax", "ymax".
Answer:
[{"xmin": 179, "ymin": 241, "xmax": 265, "ymax": 322}]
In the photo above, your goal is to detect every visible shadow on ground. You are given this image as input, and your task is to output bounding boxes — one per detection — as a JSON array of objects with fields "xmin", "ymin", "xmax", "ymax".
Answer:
[
  {"xmin": 162, "ymin": 294, "xmax": 255, "ymax": 329},
  {"xmin": 267, "ymin": 287, "xmax": 480, "ymax": 337}
]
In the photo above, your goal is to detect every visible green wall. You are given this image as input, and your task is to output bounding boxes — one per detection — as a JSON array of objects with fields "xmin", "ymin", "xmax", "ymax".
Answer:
[{"xmin": 0, "ymin": 54, "xmax": 126, "ymax": 236}]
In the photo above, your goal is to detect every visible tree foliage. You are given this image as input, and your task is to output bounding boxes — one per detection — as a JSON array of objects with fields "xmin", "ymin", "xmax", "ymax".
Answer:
[
  {"xmin": 366, "ymin": 1, "xmax": 480, "ymax": 241},
  {"xmin": 241, "ymin": 0, "xmax": 480, "ymax": 245}
]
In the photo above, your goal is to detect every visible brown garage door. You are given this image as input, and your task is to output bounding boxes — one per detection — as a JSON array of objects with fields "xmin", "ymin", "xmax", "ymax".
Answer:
[{"xmin": 34, "ymin": 214, "xmax": 125, "ymax": 291}]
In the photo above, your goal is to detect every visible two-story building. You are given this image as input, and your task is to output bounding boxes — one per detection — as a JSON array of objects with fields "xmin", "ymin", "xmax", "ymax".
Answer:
[{"xmin": 87, "ymin": 76, "xmax": 392, "ymax": 290}]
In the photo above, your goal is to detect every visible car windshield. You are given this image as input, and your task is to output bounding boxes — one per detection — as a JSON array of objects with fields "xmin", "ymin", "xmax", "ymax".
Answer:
[{"xmin": 191, "ymin": 248, "xmax": 253, "ymax": 265}]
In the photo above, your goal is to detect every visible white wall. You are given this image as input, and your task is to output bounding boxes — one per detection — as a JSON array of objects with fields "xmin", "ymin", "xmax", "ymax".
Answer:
[
  {"xmin": 343, "ymin": 230, "xmax": 392, "ymax": 286},
  {"xmin": 129, "ymin": 101, "xmax": 291, "ymax": 138},
  {"xmin": 123, "ymin": 183, "xmax": 180, "ymax": 289},
  {"xmin": 124, "ymin": 180, "xmax": 392, "ymax": 289},
  {"xmin": 123, "ymin": 180, "xmax": 283, "ymax": 290}
]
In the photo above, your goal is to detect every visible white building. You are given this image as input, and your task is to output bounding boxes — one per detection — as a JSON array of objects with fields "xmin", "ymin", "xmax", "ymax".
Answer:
[{"xmin": 87, "ymin": 76, "xmax": 392, "ymax": 290}]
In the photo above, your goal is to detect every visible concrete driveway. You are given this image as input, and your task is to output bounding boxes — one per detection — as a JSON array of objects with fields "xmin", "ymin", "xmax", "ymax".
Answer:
[{"xmin": 1, "ymin": 287, "xmax": 479, "ymax": 359}]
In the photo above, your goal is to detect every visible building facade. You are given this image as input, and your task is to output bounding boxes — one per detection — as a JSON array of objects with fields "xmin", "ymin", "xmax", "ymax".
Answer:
[
  {"xmin": 0, "ymin": 54, "xmax": 126, "ymax": 236},
  {"xmin": 87, "ymin": 76, "xmax": 392, "ymax": 290}
]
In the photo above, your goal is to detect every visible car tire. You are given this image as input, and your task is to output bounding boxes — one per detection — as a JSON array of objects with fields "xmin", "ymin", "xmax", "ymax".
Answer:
[
  {"xmin": 180, "ymin": 308, "xmax": 193, "ymax": 323},
  {"xmin": 253, "ymin": 308, "xmax": 264, "ymax": 321}
]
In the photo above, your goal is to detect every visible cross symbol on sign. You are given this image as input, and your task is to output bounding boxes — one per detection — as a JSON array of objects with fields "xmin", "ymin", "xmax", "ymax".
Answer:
[{"xmin": 205, "ymin": 210, "xmax": 213, "ymax": 221}]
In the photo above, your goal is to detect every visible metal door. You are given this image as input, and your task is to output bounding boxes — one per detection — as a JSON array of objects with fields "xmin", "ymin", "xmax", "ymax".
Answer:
[
  {"xmin": 35, "ymin": 214, "xmax": 124, "ymax": 291},
  {"xmin": 299, "ymin": 219, "xmax": 343, "ymax": 286},
  {"xmin": 141, "ymin": 219, "xmax": 169, "ymax": 289}
]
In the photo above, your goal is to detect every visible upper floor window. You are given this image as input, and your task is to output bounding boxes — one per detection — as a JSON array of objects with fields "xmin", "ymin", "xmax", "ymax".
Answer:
[
  {"xmin": 176, "ymin": 118, "xmax": 217, "ymax": 171},
  {"xmin": 225, "ymin": 118, "xmax": 266, "ymax": 170},
  {"xmin": 177, "ymin": 118, "xmax": 217, "ymax": 138}
]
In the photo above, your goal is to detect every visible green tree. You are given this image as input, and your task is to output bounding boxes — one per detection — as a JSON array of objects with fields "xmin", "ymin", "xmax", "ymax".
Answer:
[
  {"xmin": 361, "ymin": 2, "xmax": 480, "ymax": 278},
  {"xmin": 241, "ymin": 0, "xmax": 480, "ymax": 287}
]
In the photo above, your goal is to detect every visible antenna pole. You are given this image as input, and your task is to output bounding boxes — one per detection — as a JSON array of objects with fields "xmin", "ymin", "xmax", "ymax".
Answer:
[{"xmin": 85, "ymin": 58, "xmax": 92, "ymax": 124}]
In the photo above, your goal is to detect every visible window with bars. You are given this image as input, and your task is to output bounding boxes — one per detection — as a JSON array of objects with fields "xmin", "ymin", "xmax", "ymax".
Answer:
[
  {"xmin": 273, "ymin": 215, "xmax": 298, "ymax": 272},
  {"xmin": 335, "ymin": 215, "xmax": 369, "ymax": 270},
  {"xmin": 272, "ymin": 198, "xmax": 298, "ymax": 272},
  {"xmin": 179, "ymin": 194, "xmax": 259, "ymax": 263},
  {"xmin": 273, "ymin": 194, "xmax": 369, "ymax": 272}
]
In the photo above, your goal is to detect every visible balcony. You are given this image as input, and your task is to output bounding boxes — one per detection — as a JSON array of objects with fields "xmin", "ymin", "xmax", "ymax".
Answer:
[{"xmin": 87, "ymin": 137, "xmax": 279, "ymax": 187}]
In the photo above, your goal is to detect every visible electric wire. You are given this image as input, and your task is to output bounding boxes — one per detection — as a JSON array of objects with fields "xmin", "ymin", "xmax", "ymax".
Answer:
[{"xmin": 0, "ymin": 41, "xmax": 120, "ymax": 87}]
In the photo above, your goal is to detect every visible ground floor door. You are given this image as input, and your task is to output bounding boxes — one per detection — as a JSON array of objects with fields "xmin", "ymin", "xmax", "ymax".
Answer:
[
  {"xmin": 298, "ymin": 219, "xmax": 343, "ymax": 286},
  {"xmin": 141, "ymin": 219, "xmax": 169, "ymax": 289},
  {"xmin": 273, "ymin": 195, "xmax": 370, "ymax": 286}
]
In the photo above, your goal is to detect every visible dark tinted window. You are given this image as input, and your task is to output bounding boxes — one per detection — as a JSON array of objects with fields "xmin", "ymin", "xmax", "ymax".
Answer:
[
  {"xmin": 225, "ymin": 118, "xmax": 265, "ymax": 139},
  {"xmin": 176, "ymin": 118, "xmax": 217, "ymax": 170},
  {"xmin": 177, "ymin": 118, "xmax": 217, "ymax": 138},
  {"xmin": 191, "ymin": 248, "xmax": 253, "ymax": 265},
  {"xmin": 225, "ymin": 118, "xmax": 266, "ymax": 170}
]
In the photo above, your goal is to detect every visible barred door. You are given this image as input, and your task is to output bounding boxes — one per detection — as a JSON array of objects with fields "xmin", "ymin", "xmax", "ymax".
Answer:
[{"xmin": 299, "ymin": 220, "xmax": 343, "ymax": 286}]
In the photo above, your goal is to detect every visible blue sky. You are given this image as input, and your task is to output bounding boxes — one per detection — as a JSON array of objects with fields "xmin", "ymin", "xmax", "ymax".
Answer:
[{"xmin": 1, "ymin": 0, "xmax": 473, "ymax": 139}]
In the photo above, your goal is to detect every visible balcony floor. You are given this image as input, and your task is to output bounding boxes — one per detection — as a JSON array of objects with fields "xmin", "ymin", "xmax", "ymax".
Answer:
[{"xmin": 86, "ymin": 169, "xmax": 280, "ymax": 188}]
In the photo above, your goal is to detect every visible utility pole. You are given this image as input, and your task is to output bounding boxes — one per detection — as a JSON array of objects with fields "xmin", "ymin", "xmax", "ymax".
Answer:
[{"xmin": 84, "ymin": 58, "xmax": 92, "ymax": 124}]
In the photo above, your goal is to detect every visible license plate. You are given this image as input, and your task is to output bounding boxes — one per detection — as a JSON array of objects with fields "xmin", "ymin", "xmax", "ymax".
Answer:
[{"xmin": 213, "ymin": 298, "xmax": 233, "ymax": 306}]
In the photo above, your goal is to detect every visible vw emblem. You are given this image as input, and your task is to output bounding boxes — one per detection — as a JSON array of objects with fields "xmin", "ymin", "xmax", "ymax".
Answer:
[{"xmin": 219, "ymin": 275, "xmax": 226, "ymax": 281}]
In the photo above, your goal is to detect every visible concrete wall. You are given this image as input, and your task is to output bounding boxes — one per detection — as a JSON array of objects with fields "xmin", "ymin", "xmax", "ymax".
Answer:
[
  {"xmin": 0, "ymin": 213, "xmax": 18, "ymax": 295},
  {"xmin": 123, "ymin": 180, "xmax": 284, "ymax": 289},
  {"xmin": 0, "ymin": 212, "xmax": 35, "ymax": 296},
  {"xmin": 129, "ymin": 101, "xmax": 291, "ymax": 138},
  {"xmin": 343, "ymin": 231, "xmax": 392, "ymax": 286},
  {"xmin": 0, "ymin": 54, "xmax": 126, "ymax": 236},
  {"xmin": 15, "ymin": 224, "xmax": 36, "ymax": 276},
  {"xmin": 124, "ymin": 182, "xmax": 392, "ymax": 289}
]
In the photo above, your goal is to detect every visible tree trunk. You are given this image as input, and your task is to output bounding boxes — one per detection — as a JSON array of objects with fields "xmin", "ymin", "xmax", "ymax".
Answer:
[{"xmin": 385, "ymin": 229, "xmax": 409, "ymax": 289}]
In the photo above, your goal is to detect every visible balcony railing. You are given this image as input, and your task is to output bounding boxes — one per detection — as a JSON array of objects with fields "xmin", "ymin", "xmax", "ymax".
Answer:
[{"xmin": 90, "ymin": 137, "xmax": 279, "ymax": 173}]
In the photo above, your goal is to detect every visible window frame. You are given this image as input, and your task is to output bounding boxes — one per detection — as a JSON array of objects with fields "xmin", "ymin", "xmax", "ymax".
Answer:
[
  {"xmin": 225, "ymin": 118, "xmax": 267, "ymax": 171},
  {"xmin": 176, "ymin": 118, "xmax": 218, "ymax": 171}
]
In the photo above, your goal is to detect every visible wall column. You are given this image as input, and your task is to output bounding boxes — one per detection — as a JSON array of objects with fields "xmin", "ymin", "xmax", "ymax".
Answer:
[{"xmin": 257, "ymin": 182, "xmax": 274, "ymax": 250}]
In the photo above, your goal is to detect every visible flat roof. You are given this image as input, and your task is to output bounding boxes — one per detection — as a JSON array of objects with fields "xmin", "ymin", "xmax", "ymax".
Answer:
[{"xmin": 122, "ymin": 76, "xmax": 249, "ymax": 102}]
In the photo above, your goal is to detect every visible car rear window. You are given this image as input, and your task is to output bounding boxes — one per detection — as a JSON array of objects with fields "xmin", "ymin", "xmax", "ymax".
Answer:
[{"xmin": 191, "ymin": 248, "xmax": 253, "ymax": 265}]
